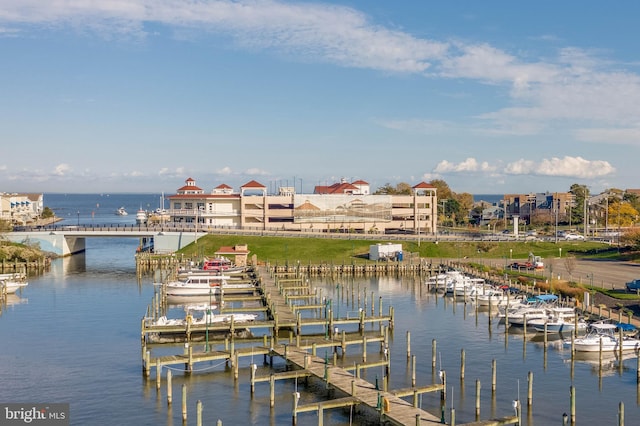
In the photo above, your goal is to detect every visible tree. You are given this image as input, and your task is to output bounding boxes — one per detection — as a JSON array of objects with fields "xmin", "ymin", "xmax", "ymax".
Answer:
[
  {"xmin": 373, "ymin": 182, "xmax": 412, "ymax": 195},
  {"xmin": 621, "ymin": 228, "xmax": 640, "ymax": 250},
  {"xmin": 428, "ymin": 179, "xmax": 454, "ymax": 201},
  {"xmin": 569, "ymin": 184, "xmax": 590, "ymax": 228},
  {"xmin": 41, "ymin": 207, "xmax": 54, "ymax": 219},
  {"xmin": 564, "ymin": 256, "xmax": 577, "ymax": 281}
]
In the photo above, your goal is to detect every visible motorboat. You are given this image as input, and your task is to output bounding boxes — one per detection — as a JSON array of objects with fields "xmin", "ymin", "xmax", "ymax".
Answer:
[
  {"xmin": 164, "ymin": 275, "xmax": 254, "ymax": 296},
  {"xmin": 135, "ymin": 208, "xmax": 147, "ymax": 224},
  {"xmin": 529, "ymin": 307, "xmax": 587, "ymax": 333},
  {"xmin": 500, "ymin": 294, "xmax": 558, "ymax": 327},
  {"xmin": 201, "ymin": 257, "xmax": 245, "ymax": 274},
  {"xmin": 471, "ymin": 287, "xmax": 507, "ymax": 307},
  {"xmin": 0, "ymin": 274, "xmax": 28, "ymax": 294},
  {"xmin": 569, "ymin": 322, "xmax": 640, "ymax": 352},
  {"xmin": 152, "ymin": 310, "xmax": 257, "ymax": 327},
  {"xmin": 116, "ymin": 206, "xmax": 128, "ymax": 216},
  {"xmin": 164, "ymin": 275, "xmax": 229, "ymax": 296}
]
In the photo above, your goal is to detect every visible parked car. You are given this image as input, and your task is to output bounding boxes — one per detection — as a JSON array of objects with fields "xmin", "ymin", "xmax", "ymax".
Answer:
[
  {"xmin": 565, "ymin": 233, "xmax": 585, "ymax": 241},
  {"xmin": 626, "ymin": 279, "xmax": 640, "ymax": 292}
]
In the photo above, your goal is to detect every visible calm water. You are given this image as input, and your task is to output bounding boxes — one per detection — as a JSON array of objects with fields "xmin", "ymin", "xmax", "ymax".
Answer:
[{"xmin": 1, "ymin": 194, "xmax": 638, "ymax": 425}]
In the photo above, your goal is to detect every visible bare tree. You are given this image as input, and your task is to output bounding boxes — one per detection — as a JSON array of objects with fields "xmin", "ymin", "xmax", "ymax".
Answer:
[{"xmin": 564, "ymin": 256, "xmax": 577, "ymax": 281}]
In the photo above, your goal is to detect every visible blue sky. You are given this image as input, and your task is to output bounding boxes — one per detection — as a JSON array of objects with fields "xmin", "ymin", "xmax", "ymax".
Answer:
[{"xmin": 1, "ymin": 1, "xmax": 639, "ymax": 195}]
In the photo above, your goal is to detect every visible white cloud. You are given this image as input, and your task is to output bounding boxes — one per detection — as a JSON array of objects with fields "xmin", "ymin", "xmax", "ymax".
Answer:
[
  {"xmin": 434, "ymin": 158, "xmax": 496, "ymax": 173},
  {"xmin": 0, "ymin": 0, "xmax": 447, "ymax": 73},
  {"xmin": 433, "ymin": 156, "xmax": 614, "ymax": 180},
  {"xmin": 505, "ymin": 156, "xmax": 615, "ymax": 178},
  {"xmin": 53, "ymin": 163, "xmax": 71, "ymax": 176},
  {"xmin": 216, "ymin": 166, "xmax": 233, "ymax": 175}
]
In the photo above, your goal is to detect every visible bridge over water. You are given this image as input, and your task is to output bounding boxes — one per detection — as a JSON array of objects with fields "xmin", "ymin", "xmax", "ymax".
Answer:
[{"xmin": 6, "ymin": 224, "xmax": 206, "ymax": 256}]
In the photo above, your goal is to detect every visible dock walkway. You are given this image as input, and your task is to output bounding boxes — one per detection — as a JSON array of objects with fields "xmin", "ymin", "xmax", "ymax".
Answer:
[{"xmin": 271, "ymin": 344, "xmax": 444, "ymax": 425}]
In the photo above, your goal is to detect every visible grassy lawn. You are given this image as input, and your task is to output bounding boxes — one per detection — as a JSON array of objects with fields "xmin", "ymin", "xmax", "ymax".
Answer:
[{"xmin": 178, "ymin": 234, "xmax": 619, "ymax": 264}]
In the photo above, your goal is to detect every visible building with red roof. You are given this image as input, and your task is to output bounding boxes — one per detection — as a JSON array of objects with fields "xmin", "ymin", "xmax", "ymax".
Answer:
[{"xmin": 167, "ymin": 177, "xmax": 438, "ymax": 234}]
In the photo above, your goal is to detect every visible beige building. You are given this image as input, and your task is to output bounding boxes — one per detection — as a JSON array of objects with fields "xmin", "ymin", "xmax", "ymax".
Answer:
[
  {"xmin": 0, "ymin": 193, "xmax": 43, "ymax": 225},
  {"xmin": 167, "ymin": 178, "xmax": 438, "ymax": 234}
]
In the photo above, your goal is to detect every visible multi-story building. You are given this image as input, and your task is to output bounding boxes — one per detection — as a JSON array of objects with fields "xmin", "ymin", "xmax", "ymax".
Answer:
[
  {"xmin": 503, "ymin": 192, "xmax": 575, "ymax": 225},
  {"xmin": 167, "ymin": 178, "xmax": 438, "ymax": 234},
  {"xmin": 0, "ymin": 193, "xmax": 43, "ymax": 225}
]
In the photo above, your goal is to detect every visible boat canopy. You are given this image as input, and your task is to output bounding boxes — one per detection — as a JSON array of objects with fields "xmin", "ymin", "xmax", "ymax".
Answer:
[
  {"xmin": 616, "ymin": 322, "xmax": 637, "ymax": 332},
  {"xmin": 529, "ymin": 294, "xmax": 558, "ymax": 302}
]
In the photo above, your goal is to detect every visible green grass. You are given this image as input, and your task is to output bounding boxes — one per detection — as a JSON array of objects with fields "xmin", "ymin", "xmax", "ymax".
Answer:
[{"xmin": 177, "ymin": 234, "xmax": 619, "ymax": 264}]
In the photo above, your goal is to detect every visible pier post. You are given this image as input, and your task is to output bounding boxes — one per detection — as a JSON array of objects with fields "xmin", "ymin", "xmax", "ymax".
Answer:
[
  {"xmin": 618, "ymin": 401, "xmax": 624, "ymax": 426},
  {"xmin": 144, "ymin": 350, "xmax": 151, "ymax": 377},
  {"xmin": 196, "ymin": 400, "xmax": 202, "ymax": 426},
  {"xmin": 341, "ymin": 330, "xmax": 346, "ymax": 355},
  {"xmin": 182, "ymin": 384, "xmax": 187, "ymax": 421},
  {"xmin": 528, "ymin": 371, "xmax": 534, "ymax": 407},
  {"xmin": 412, "ymin": 355, "xmax": 416, "ymax": 387},
  {"xmin": 570, "ymin": 385, "xmax": 576, "ymax": 425},
  {"xmin": 362, "ymin": 336, "xmax": 367, "ymax": 362},
  {"xmin": 491, "ymin": 359, "xmax": 497, "ymax": 393},
  {"xmin": 250, "ymin": 363, "xmax": 256, "ymax": 394},
  {"xmin": 432, "ymin": 339, "xmax": 437, "ymax": 369},
  {"xmin": 406, "ymin": 331, "xmax": 411, "ymax": 359},
  {"xmin": 156, "ymin": 359, "xmax": 161, "ymax": 390},
  {"xmin": 460, "ymin": 349, "xmax": 465, "ymax": 380},
  {"xmin": 475, "ymin": 379, "xmax": 481, "ymax": 419},
  {"xmin": 167, "ymin": 370, "xmax": 172, "ymax": 405},
  {"xmin": 389, "ymin": 306, "xmax": 394, "ymax": 329},
  {"xmin": 188, "ymin": 345, "xmax": 193, "ymax": 374},
  {"xmin": 233, "ymin": 351, "xmax": 239, "ymax": 380},
  {"xmin": 292, "ymin": 391, "xmax": 299, "ymax": 425},
  {"xmin": 312, "ymin": 343, "xmax": 317, "ymax": 357},
  {"xmin": 269, "ymin": 374, "xmax": 275, "ymax": 407}
]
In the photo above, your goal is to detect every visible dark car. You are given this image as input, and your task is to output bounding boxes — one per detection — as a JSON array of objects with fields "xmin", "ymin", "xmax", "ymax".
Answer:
[{"xmin": 626, "ymin": 279, "xmax": 640, "ymax": 292}]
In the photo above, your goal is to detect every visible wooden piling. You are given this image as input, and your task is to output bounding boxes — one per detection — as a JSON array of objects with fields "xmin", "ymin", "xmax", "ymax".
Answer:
[
  {"xmin": 196, "ymin": 400, "xmax": 202, "ymax": 426},
  {"xmin": 432, "ymin": 339, "xmax": 437, "ymax": 369},
  {"xmin": 475, "ymin": 379, "xmax": 481, "ymax": 419},
  {"xmin": 167, "ymin": 370, "xmax": 172, "ymax": 405},
  {"xmin": 412, "ymin": 355, "xmax": 416, "ymax": 387},
  {"xmin": 406, "ymin": 330, "xmax": 411, "ymax": 359},
  {"xmin": 528, "ymin": 371, "xmax": 533, "ymax": 407},
  {"xmin": 182, "ymin": 384, "xmax": 187, "ymax": 421},
  {"xmin": 491, "ymin": 359, "xmax": 497, "ymax": 393},
  {"xmin": 570, "ymin": 385, "xmax": 576, "ymax": 425},
  {"xmin": 460, "ymin": 349, "xmax": 465, "ymax": 380}
]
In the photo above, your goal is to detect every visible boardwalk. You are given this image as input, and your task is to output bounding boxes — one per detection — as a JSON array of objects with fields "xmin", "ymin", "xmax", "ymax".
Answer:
[{"xmin": 271, "ymin": 344, "xmax": 444, "ymax": 425}]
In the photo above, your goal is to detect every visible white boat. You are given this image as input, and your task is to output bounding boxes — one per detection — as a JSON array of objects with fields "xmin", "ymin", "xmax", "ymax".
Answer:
[
  {"xmin": 164, "ymin": 275, "xmax": 254, "ymax": 296},
  {"xmin": 529, "ymin": 307, "xmax": 587, "ymax": 333},
  {"xmin": 164, "ymin": 275, "xmax": 229, "ymax": 296},
  {"xmin": 471, "ymin": 288, "xmax": 507, "ymax": 307},
  {"xmin": 1, "ymin": 276, "xmax": 28, "ymax": 294},
  {"xmin": 569, "ymin": 323, "xmax": 640, "ymax": 352},
  {"xmin": 153, "ymin": 311, "xmax": 257, "ymax": 326},
  {"xmin": 116, "ymin": 207, "xmax": 128, "ymax": 216},
  {"xmin": 135, "ymin": 208, "xmax": 147, "ymax": 224}
]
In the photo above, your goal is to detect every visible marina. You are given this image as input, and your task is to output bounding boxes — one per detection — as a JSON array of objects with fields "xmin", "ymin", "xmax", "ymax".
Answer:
[{"xmin": 1, "ymin": 194, "xmax": 640, "ymax": 425}]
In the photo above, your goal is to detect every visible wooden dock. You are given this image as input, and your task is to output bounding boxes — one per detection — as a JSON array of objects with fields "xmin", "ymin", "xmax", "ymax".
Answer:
[{"xmin": 271, "ymin": 344, "xmax": 445, "ymax": 425}]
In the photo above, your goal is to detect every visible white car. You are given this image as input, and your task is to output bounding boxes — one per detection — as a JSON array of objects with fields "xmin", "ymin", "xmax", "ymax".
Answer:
[{"xmin": 565, "ymin": 233, "xmax": 585, "ymax": 241}]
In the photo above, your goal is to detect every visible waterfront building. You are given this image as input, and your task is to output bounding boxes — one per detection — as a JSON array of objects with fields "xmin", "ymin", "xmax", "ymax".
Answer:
[
  {"xmin": 167, "ymin": 178, "xmax": 438, "ymax": 234},
  {"xmin": 0, "ymin": 192, "xmax": 43, "ymax": 225}
]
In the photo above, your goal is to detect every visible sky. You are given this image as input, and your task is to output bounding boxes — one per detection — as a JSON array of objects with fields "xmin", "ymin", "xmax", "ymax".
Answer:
[{"xmin": 1, "ymin": 1, "xmax": 639, "ymax": 196}]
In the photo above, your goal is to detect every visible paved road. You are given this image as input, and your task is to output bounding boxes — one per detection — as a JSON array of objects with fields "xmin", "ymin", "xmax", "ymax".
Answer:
[{"xmin": 543, "ymin": 257, "xmax": 640, "ymax": 291}]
